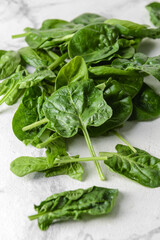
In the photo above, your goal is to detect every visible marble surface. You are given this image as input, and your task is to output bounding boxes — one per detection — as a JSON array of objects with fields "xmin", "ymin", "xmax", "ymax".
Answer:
[{"xmin": 0, "ymin": 0, "xmax": 160, "ymax": 239}]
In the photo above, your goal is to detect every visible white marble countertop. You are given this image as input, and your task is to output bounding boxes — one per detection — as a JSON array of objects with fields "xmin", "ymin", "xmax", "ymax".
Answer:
[{"xmin": 1, "ymin": 0, "xmax": 160, "ymax": 239}]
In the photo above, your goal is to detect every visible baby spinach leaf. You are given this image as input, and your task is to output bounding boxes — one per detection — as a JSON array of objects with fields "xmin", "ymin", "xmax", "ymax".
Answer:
[
  {"xmin": 55, "ymin": 56, "xmax": 88, "ymax": 90},
  {"xmin": 45, "ymin": 161, "xmax": 84, "ymax": 181},
  {"xmin": 25, "ymin": 26, "xmax": 81, "ymax": 49},
  {"xmin": 40, "ymin": 19, "xmax": 69, "ymax": 30},
  {"xmin": 12, "ymin": 86, "xmax": 42, "ymax": 143},
  {"xmin": 112, "ymin": 53, "xmax": 160, "ymax": 81},
  {"xmin": 105, "ymin": 18, "xmax": 160, "ymax": 39},
  {"xmin": 0, "ymin": 51, "xmax": 21, "ymax": 80},
  {"xmin": 29, "ymin": 186, "xmax": 118, "ymax": 230},
  {"xmin": 19, "ymin": 68, "xmax": 56, "ymax": 89},
  {"xmin": 71, "ymin": 13, "xmax": 106, "ymax": 25},
  {"xmin": 10, "ymin": 154, "xmax": 84, "ymax": 181},
  {"xmin": 43, "ymin": 79, "xmax": 112, "ymax": 138},
  {"xmin": 19, "ymin": 47, "xmax": 47, "ymax": 67},
  {"xmin": 130, "ymin": 83, "xmax": 160, "ymax": 121},
  {"xmin": 68, "ymin": 23, "xmax": 119, "ymax": 63},
  {"xmin": 88, "ymin": 79, "xmax": 132, "ymax": 136},
  {"xmin": 146, "ymin": 2, "xmax": 160, "ymax": 27},
  {"xmin": 101, "ymin": 144, "xmax": 160, "ymax": 188},
  {"xmin": 0, "ymin": 66, "xmax": 28, "ymax": 106}
]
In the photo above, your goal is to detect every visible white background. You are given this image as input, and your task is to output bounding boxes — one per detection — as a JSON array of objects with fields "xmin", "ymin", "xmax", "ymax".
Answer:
[{"xmin": 0, "ymin": 0, "xmax": 160, "ymax": 239}]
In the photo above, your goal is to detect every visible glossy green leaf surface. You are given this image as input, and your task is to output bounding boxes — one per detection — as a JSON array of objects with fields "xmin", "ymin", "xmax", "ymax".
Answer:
[
  {"xmin": 130, "ymin": 83, "xmax": 160, "ymax": 121},
  {"xmin": 29, "ymin": 186, "xmax": 118, "ymax": 230},
  {"xmin": 101, "ymin": 144, "xmax": 160, "ymax": 187},
  {"xmin": 43, "ymin": 79, "xmax": 112, "ymax": 138},
  {"xmin": 146, "ymin": 2, "xmax": 160, "ymax": 27},
  {"xmin": 71, "ymin": 13, "xmax": 106, "ymax": 25},
  {"xmin": 88, "ymin": 79, "xmax": 132, "ymax": 136},
  {"xmin": 55, "ymin": 56, "xmax": 88, "ymax": 90},
  {"xmin": 68, "ymin": 23, "xmax": 119, "ymax": 63},
  {"xmin": 0, "ymin": 51, "xmax": 21, "ymax": 80}
]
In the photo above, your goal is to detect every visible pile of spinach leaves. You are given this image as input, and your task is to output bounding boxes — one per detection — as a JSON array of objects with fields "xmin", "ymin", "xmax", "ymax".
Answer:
[{"xmin": 1, "ymin": 1, "xmax": 160, "ymax": 230}]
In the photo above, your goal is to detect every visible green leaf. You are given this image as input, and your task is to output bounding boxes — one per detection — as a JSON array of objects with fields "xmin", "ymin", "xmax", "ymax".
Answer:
[
  {"xmin": 68, "ymin": 23, "xmax": 119, "ymax": 63},
  {"xmin": 105, "ymin": 18, "xmax": 160, "ymax": 39},
  {"xmin": 130, "ymin": 83, "xmax": 160, "ymax": 121},
  {"xmin": 10, "ymin": 156, "xmax": 49, "ymax": 177},
  {"xmin": 146, "ymin": 2, "xmax": 160, "ymax": 27},
  {"xmin": 55, "ymin": 56, "xmax": 88, "ymax": 90},
  {"xmin": 101, "ymin": 144, "xmax": 160, "ymax": 188},
  {"xmin": 29, "ymin": 186, "xmax": 118, "ymax": 230},
  {"xmin": 12, "ymin": 86, "xmax": 42, "ymax": 143},
  {"xmin": 0, "ymin": 51, "xmax": 21, "ymax": 80},
  {"xmin": 43, "ymin": 79, "xmax": 112, "ymax": 138},
  {"xmin": 40, "ymin": 19, "xmax": 69, "ymax": 30},
  {"xmin": 112, "ymin": 53, "xmax": 160, "ymax": 81},
  {"xmin": 19, "ymin": 47, "xmax": 47, "ymax": 67},
  {"xmin": 71, "ymin": 13, "xmax": 106, "ymax": 25},
  {"xmin": 19, "ymin": 69, "xmax": 56, "ymax": 89},
  {"xmin": 88, "ymin": 79, "xmax": 132, "ymax": 136}
]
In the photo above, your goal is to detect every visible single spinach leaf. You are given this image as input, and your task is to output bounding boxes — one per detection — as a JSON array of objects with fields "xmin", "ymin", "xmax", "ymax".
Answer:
[
  {"xmin": 55, "ymin": 56, "xmax": 88, "ymax": 90},
  {"xmin": 0, "ymin": 51, "xmax": 21, "ymax": 80},
  {"xmin": 12, "ymin": 86, "xmax": 42, "ymax": 143},
  {"xmin": 19, "ymin": 47, "xmax": 47, "ymax": 67},
  {"xmin": 68, "ymin": 23, "xmax": 120, "ymax": 63},
  {"xmin": 146, "ymin": 2, "xmax": 160, "ymax": 27},
  {"xmin": 88, "ymin": 79, "xmax": 132, "ymax": 136},
  {"xmin": 130, "ymin": 83, "xmax": 160, "ymax": 121},
  {"xmin": 19, "ymin": 68, "xmax": 56, "ymax": 89},
  {"xmin": 71, "ymin": 13, "xmax": 106, "ymax": 25},
  {"xmin": 40, "ymin": 19, "xmax": 69, "ymax": 30},
  {"xmin": 112, "ymin": 53, "xmax": 160, "ymax": 81},
  {"xmin": 105, "ymin": 18, "xmax": 160, "ymax": 39},
  {"xmin": 43, "ymin": 79, "xmax": 112, "ymax": 138},
  {"xmin": 29, "ymin": 186, "xmax": 118, "ymax": 230},
  {"xmin": 100, "ymin": 144, "xmax": 160, "ymax": 188}
]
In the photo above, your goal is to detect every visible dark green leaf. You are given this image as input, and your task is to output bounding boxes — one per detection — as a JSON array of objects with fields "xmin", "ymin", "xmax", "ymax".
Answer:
[
  {"xmin": 71, "ymin": 13, "xmax": 107, "ymax": 25},
  {"xmin": 101, "ymin": 144, "xmax": 160, "ymax": 187},
  {"xmin": 29, "ymin": 186, "xmax": 118, "ymax": 230},
  {"xmin": 43, "ymin": 79, "xmax": 112, "ymax": 138},
  {"xmin": 68, "ymin": 23, "xmax": 119, "ymax": 63},
  {"xmin": 55, "ymin": 56, "xmax": 88, "ymax": 90},
  {"xmin": 146, "ymin": 2, "xmax": 160, "ymax": 27},
  {"xmin": 130, "ymin": 83, "xmax": 160, "ymax": 121},
  {"xmin": 0, "ymin": 51, "xmax": 21, "ymax": 80}
]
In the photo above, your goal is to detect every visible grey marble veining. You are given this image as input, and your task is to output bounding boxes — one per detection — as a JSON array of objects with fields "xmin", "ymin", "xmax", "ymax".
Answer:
[{"xmin": 0, "ymin": 0, "xmax": 160, "ymax": 240}]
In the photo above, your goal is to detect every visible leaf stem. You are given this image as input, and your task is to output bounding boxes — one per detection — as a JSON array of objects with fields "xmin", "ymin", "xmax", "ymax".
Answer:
[
  {"xmin": 48, "ymin": 52, "xmax": 68, "ymax": 71},
  {"xmin": 82, "ymin": 125, "xmax": 105, "ymax": 180},
  {"xmin": 113, "ymin": 130, "xmax": 137, "ymax": 153},
  {"xmin": 36, "ymin": 134, "xmax": 60, "ymax": 149},
  {"xmin": 55, "ymin": 156, "xmax": 108, "ymax": 164},
  {"xmin": 22, "ymin": 118, "xmax": 49, "ymax": 132},
  {"xmin": 12, "ymin": 32, "xmax": 30, "ymax": 39}
]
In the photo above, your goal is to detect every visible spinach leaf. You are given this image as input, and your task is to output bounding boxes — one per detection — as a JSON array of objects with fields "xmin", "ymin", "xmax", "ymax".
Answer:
[
  {"xmin": 12, "ymin": 86, "xmax": 42, "ymax": 143},
  {"xmin": 19, "ymin": 68, "xmax": 56, "ymax": 89},
  {"xmin": 146, "ymin": 2, "xmax": 160, "ymax": 27},
  {"xmin": 55, "ymin": 56, "xmax": 88, "ymax": 90},
  {"xmin": 130, "ymin": 83, "xmax": 160, "ymax": 121},
  {"xmin": 88, "ymin": 79, "xmax": 132, "ymax": 136},
  {"xmin": 0, "ymin": 51, "xmax": 21, "ymax": 80},
  {"xmin": 19, "ymin": 47, "xmax": 47, "ymax": 67},
  {"xmin": 71, "ymin": 13, "xmax": 107, "ymax": 25},
  {"xmin": 0, "ymin": 66, "xmax": 28, "ymax": 106},
  {"xmin": 112, "ymin": 53, "xmax": 160, "ymax": 81},
  {"xmin": 105, "ymin": 18, "xmax": 160, "ymax": 39},
  {"xmin": 68, "ymin": 23, "xmax": 119, "ymax": 63},
  {"xmin": 100, "ymin": 144, "xmax": 160, "ymax": 188},
  {"xmin": 43, "ymin": 79, "xmax": 112, "ymax": 179},
  {"xmin": 25, "ymin": 26, "xmax": 81, "ymax": 49},
  {"xmin": 40, "ymin": 19, "xmax": 69, "ymax": 30},
  {"xmin": 10, "ymin": 154, "xmax": 83, "ymax": 181},
  {"xmin": 29, "ymin": 186, "xmax": 118, "ymax": 230}
]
